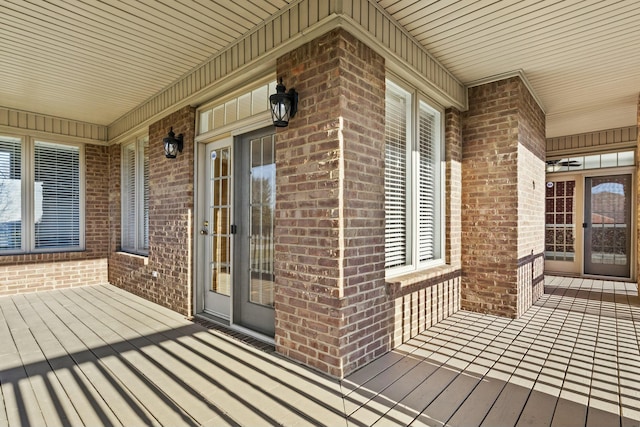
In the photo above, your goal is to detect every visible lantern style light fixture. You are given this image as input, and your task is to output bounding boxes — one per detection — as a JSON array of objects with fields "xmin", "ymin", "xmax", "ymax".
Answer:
[
  {"xmin": 270, "ymin": 78, "xmax": 298, "ymax": 127},
  {"xmin": 163, "ymin": 127, "xmax": 184, "ymax": 158}
]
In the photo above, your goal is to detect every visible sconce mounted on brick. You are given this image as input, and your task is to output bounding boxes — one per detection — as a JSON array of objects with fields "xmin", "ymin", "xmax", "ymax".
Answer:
[
  {"xmin": 270, "ymin": 78, "xmax": 298, "ymax": 127},
  {"xmin": 163, "ymin": 127, "xmax": 184, "ymax": 158}
]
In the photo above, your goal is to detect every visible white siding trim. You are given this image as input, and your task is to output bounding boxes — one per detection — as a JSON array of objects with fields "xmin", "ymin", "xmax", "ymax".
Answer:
[
  {"xmin": 107, "ymin": 0, "xmax": 466, "ymax": 142},
  {"xmin": 546, "ymin": 126, "xmax": 638, "ymax": 156},
  {"xmin": 0, "ymin": 107, "xmax": 107, "ymax": 145}
]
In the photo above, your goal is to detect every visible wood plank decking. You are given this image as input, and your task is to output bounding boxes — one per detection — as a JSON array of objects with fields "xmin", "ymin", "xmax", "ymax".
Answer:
[
  {"xmin": 344, "ymin": 276, "xmax": 640, "ymax": 427},
  {"xmin": 0, "ymin": 276, "xmax": 639, "ymax": 426},
  {"xmin": 0, "ymin": 284, "xmax": 345, "ymax": 426}
]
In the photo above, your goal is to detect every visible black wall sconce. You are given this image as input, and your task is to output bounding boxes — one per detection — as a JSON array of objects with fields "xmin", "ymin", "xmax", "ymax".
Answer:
[
  {"xmin": 163, "ymin": 127, "xmax": 183, "ymax": 158},
  {"xmin": 270, "ymin": 78, "xmax": 298, "ymax": 127}
]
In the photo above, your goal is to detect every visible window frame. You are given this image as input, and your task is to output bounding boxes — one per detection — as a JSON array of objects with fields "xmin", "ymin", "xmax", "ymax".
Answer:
[
  {"xmin": 0, "ymin": 133, "xmax": 85, "ymax": 254},
  {"xmin": 121, "ymin": 135, "xmax": 149, "ymax": 256},
  {"xmin": 385, "ymin": 78, "xmax": 446, "ymax": 277}
]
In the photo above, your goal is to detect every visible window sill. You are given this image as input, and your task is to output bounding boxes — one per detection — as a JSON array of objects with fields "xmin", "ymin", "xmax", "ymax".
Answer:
[
  {"xmin": 114, "ymin": 251, "xmax": 149, "ymax": 266},
  {"xmin": 386, "ymin": 264, "xmax": 461, "ymax": 298},
  {"xmin": 0, "ymin": 248, "xmax": 86, "ymax": 256}
]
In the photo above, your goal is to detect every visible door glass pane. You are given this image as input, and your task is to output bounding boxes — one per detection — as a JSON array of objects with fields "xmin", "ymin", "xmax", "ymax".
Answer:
[
  {"xmin": 545, "ymin": 180, "xmax": 575, "ymax": 261},
  {"xmin": 210, "ymin": 147, "xmax": 231, "ymax": 296},
  {"xmin": 618, "ymin": 151, "xmax": 635, "ymax": 166},
  {"xmin": 249, "ymin": 135, "xmax": 275, "ymax": 307},
  {"xmin": 589, "ymin": 175, "xmax": 630, "ymax": 267},
  {"xmin": 600, "ymin": 153, "xmax": 617, "ymax": 168}
]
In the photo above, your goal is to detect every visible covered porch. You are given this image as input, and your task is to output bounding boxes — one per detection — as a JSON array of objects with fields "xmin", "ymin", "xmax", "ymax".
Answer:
[{"xmin": 1, "ymin": 276, "xmax": 638, "ymax": 426}]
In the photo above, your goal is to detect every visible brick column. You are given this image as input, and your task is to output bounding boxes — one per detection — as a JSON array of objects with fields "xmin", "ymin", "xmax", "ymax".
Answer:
[
  {"xmin": 461, "ymin": 77, "xmax": 545, "ymax": 318},
  {"xmin": 274, "ymin": 29, "xmax": 390, "ymax": 378}
]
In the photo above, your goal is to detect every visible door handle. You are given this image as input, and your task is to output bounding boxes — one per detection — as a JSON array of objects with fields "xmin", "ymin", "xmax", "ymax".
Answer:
[
  {"xmin": 582, "ymin": 223, "xmax": 588, "ymax": 228},
  {"xmin": 230, "ymin": 225, "xmax": 237, "ymax": 234},
  {"xmin": 200, "ymin": 229, "xmax": 208, "ymax": 235}
]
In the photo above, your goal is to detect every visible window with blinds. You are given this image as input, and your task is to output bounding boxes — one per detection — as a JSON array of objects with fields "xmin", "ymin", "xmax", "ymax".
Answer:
[
  {"xmin": 384, "ymin": 81, "xmax": 443, "ymax": 274},
  {"xmin": 0, "ymin": 136, "xmax": 84, "ymax": 254},
  {"xmin": 34, "ymin": 141, "xmax": 81, "ymax": 249},
  {"xmin": 384, "ymin": 83, "xmax": 410, "ymax": 269},
  {"xmin": 418, "ymin": 102, "xmax": 440, "ymax": 262},
  {"xmin": 0, "ymin": 136, "xmax": 22, "ymax": 252},
  {"xmin": 121, "ymin": 136, "xmax": 149, "ymax": 255}
]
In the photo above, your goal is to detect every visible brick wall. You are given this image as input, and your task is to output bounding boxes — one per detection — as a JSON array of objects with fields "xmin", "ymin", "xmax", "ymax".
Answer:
[
  {"xmin": 108, "ymin": 106, "xmax": 195, "ymax": 316},
  {"xmin": 0, "ymin": 144, "xmax": 109, "ymax": 295},
  {"xmin": 446, "ymin": 108, "xmax": 463, "ymax": 270},
  {"xmin": 518, "ymin": 145, "xmax": 545, "ymax": 314},
  {"xmin": 517, "ymin": 82, "xmax": 546, "ymax": 313},
  {"xmin": 461, "ymin": 76, "xmax": 545, "ymax": 318},
  {"xmin": 274, "ymin": 29, "xmax": 391, "ymax": 378},
  {"xmin": 388, "ymin": 270, "xmax": 461, "ymax": 345}
]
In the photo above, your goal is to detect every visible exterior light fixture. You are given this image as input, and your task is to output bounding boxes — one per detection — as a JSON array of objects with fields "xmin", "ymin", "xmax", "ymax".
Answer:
[
  {"xmin": 270, "ymin": 78, "xmax": 298, "ymax": 127},
  {"xmin": 163, "ymin": 127, "xmax": 183, "ymax": 158}
]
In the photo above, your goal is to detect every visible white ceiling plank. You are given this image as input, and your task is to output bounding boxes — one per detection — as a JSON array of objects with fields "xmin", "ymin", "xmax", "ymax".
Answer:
[
  {"xmin": 445, "ymin": 19, "xmax": 640, "ymax": 77},
  {"xmin": 420, "ymin": 0, "xmax": 626, "ymax": 55},
  {"xmin": 0, "ymin": 0, "xmax": 638, "ymax": 135}
]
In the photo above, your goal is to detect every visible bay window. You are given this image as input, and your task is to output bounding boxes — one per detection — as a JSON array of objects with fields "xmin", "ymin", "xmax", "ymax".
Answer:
[{"xmin": 385, "ymin": 79, "xmax": 444, "ymax": 274}]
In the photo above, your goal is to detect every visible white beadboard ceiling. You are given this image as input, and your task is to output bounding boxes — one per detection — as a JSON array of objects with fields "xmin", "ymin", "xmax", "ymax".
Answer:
[{"xmin": 1, "ymin": 0, "xmax": 638, "ymax": 138}]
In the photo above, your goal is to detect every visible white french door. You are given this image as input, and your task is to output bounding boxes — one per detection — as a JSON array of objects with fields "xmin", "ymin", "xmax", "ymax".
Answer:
[
  {"xmin": 233, "ymin": 129, "xmax": 276, "ymax": 336},
  {"xmin": 198, "ymin": 129, "xmax": 276, "ymax": 337},
  {"xmin": 202, "ymin": 139, "xmax": 233, "ymax": 319}
]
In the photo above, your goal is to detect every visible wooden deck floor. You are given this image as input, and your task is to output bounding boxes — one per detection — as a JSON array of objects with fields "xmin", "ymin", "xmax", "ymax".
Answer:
[
  {"xmin": 344, "ymin": 276, "xmax": 640, "ymax": 427},
  {"xmin": 0, "ymin": 276, "xmax": 639, "ymax": 426},
  {"xmin": 0, "ymin": 284, "xmax": 345, "ymax": 426}
]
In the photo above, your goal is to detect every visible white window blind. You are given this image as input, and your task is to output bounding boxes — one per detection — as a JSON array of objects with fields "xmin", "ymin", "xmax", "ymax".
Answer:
[
  {"xmin": 384, "ymin": 84, "xmax": 409, "ymax": 269},
  {"xmin": 0, "ymin": 136, "xmax": 22, "ymax": 251},
  {"xmin": 142, "ymin": 142, "xmax": 149, "ymax": 250},
  {"xmin": 34, "ymin": 141, "xmax": 81, "ymax": 249},
  {"xmin": 418, "ymin": 102, "xmax": 438, "ymax": 262},
  {"xmin": 384, "ymin": 80, "xmax": 443, "ymax": 274},
  {"xmin": 121, "ymin": 137, "xmax": 149, "ymax": 254},
  {"xmin": 122, "ymin": 144, "xmax": 137, "ymax": 249}
]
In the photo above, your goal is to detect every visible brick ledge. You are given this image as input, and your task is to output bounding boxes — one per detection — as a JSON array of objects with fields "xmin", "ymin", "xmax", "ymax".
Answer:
[
  {"xmin": 386, "ymin": 265, "xmax": 461, "ymax": 297},
  {"xmin": 114, "ymin": 251, "xmax": 149, "ymax": 266}
]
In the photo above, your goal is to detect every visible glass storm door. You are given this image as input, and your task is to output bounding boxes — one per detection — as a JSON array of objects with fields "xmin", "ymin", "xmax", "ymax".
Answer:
[
  {"xmin": 584, "ymin": 174, "xmax": 632, "ymax": 278},
  {"xmin": 233, "ymin": 129, "xmax": 276, "ymax": 337},
  {"xmin": 203, "ymin": 140, "xmax": 233, "ymax": 318}
]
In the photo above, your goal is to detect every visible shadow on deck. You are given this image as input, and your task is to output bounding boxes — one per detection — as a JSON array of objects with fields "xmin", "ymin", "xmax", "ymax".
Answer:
[{"xmin": 0, "ymin": 276, "xmax": 638, "ymax": 426}]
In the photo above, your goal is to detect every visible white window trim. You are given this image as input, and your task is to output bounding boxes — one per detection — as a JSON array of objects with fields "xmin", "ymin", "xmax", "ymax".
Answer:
[
  {"xmin": 121, "ymin": 135, "xmax": 149, "ymax": 256},
  {"xmin": 385, "ymin": 79, "xmax": 446, "ymax": 278}
]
